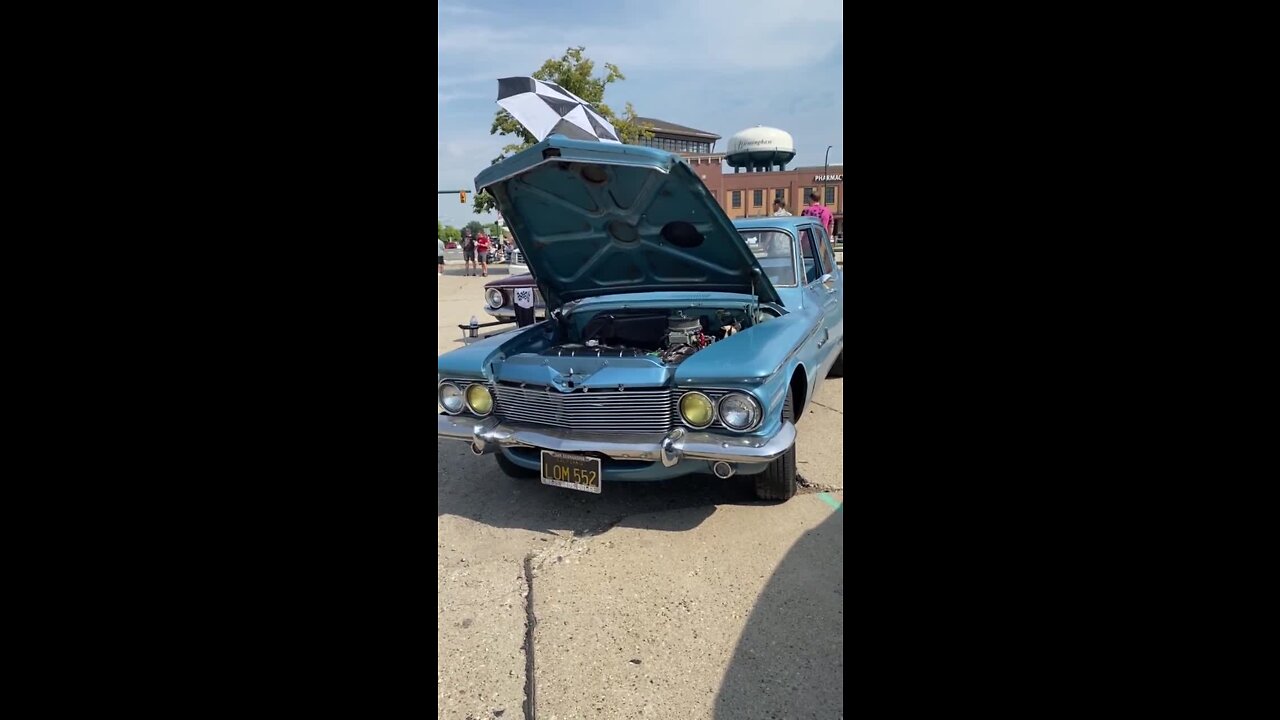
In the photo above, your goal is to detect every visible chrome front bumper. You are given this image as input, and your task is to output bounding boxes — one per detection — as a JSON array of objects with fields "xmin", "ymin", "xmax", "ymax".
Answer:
[{"xmin": 438, "ymin": 414, "xmax": 796, "ymax": 466}]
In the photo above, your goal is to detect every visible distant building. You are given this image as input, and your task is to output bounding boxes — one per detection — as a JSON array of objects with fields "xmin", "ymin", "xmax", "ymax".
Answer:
[
  {"xmin": 634, "ymin": 116, "xmax": 720, "ymax": 155},
  {"xmin": 630, "ymin": 117, "xmax": 843, "ymax": 238}
]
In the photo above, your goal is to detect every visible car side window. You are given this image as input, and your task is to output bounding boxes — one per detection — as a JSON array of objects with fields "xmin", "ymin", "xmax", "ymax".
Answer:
[
  {"xmin": 799, "ymin": 228, "xmax": 820, "ymax": 284},
  {"xmin": 815, "ymin": 227, "xmax": 835, "ymax": 275}
]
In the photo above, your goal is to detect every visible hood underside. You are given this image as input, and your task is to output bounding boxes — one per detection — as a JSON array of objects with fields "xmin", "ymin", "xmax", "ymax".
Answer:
[{"xmin": 474, "ymin": 135, "xmax": 781, "ymax": 309}]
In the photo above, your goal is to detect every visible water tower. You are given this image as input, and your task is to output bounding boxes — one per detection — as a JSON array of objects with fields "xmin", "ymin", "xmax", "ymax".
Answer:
[{"xmin": 724, "ymin": 126, "xmax": 796, "ymax": 173}]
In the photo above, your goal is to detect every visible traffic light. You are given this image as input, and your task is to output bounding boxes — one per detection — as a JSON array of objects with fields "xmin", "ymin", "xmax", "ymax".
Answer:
[{"xmin": 460, "ymin": 190, "xmax": 468, "ymax": 204}]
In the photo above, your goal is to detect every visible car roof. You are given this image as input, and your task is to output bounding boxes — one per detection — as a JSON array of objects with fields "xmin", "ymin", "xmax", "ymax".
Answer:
[{"xmin": 732, "ymin": 217, "xmax": 820, "ymax": 232}]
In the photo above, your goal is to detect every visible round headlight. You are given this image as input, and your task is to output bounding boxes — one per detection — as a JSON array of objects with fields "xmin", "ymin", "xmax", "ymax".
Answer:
[
  {"xmin": 486, "ymin": 288, "xmax": 504, "ymax": 309},
  {"xmin": 718, "ymin": 393, "xmax": 761, "ymax": 430},
  {"xmin": 439, "ymin": 383, "xmax": 465, "ymax": 414},
  {"xmin": 679, "ymin": 392, "xmax": 714, "ymax": 429},
  {"xmin": 466, "ymin": 384, "xmax": 493, "ymax": 416}
]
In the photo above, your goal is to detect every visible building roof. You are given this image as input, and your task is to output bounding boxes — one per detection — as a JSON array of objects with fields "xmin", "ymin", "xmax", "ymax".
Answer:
[{"xmin": 634, "ymin": 116, "xmax": 721, "ymax": 140}]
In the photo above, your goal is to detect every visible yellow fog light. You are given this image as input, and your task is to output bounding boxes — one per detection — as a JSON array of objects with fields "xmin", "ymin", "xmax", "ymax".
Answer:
[
  {"xmin": 465, "ymin": 384, "xmax": 493, "ymax": 416},
  {"xmin": 465, "ymin": 381, "xmax": 494, "ymax": 415},
  {"xmin": 679, "ymin": 392, "xmax": 714, "ymax": 429}
]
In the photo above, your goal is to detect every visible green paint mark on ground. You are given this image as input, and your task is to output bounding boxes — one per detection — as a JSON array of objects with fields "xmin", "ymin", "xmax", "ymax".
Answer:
[{"xmin": 818, "ymin": 492, "xmax": 843, "ymax": 512}]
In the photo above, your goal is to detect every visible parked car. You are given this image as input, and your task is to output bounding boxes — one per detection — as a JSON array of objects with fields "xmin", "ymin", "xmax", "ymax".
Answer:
[
  {"xmin": 438, "ymin": 135, "xmax": 844, "ymax": 501},
  {"xmin": 445, "ymin": 241, "xmax": 458, "ymax": 249},
  {"xmin": 483, "ymin": 272, "xmax": 546, "ymax": 321}
]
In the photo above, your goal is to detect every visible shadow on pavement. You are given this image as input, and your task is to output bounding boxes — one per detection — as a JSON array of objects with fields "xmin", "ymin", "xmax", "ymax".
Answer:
[
  {"xmin": 437, "ymin": 439, "xmax": 761, "ymax": 535},
  {"xmin": 715, "ymin": 506, "xmax": 844, "ymax": 718}
]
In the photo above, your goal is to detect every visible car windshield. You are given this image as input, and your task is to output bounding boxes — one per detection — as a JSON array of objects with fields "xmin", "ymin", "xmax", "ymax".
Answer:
[{"xmin": 739, "ymin": 230, "xmax": 796, "ymax": 286}]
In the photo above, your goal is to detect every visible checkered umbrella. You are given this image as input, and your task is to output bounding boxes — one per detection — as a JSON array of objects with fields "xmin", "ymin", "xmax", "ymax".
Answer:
[{"xmin": 496, "ymin": 77, "xmax": 621, "ymax": 144}]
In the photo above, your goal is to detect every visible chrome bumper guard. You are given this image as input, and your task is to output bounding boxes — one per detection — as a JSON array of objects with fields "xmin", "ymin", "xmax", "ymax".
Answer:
[{"xmin": 438, "ymin": 414, "xmax": 796, "ymax": 466}]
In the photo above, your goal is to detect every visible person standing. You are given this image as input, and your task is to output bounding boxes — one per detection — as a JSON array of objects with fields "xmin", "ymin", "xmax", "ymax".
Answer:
[
  {"xmin": 475, "ymin": 232, "xmax": 492, "ymax": 277},
  {"xmin": 438, "ymin": 237, "xmax": 446, "ymax": 275},
  {"xmin": 462, "ymin": 228, "xmax": 476, "ymax": 276},
  {"xmin": 772, "ymin": 199, "xmax": 792, "ymax": 216},
  {"xmin": 801, "ymin": 192, "xmax": 833, "ymax": 234}
]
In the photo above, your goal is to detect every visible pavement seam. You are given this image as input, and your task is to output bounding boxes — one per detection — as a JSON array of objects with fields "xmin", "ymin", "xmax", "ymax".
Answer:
[{"xmin": 522, "ymin": 555, "xmax": 537, "ymax": 720}]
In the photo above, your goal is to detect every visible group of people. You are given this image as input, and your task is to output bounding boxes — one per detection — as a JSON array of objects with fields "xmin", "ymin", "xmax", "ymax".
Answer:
[
  {"xmin": 437, "ymin": 228, "xmax": 513, "ymax": 277},
  {"xmin": 773, "ymin": 193, "xmax": 834, "ymax": 235}
]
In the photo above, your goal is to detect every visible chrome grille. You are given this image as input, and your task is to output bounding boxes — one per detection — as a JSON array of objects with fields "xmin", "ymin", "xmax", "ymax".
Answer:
[{"xmin": 494, "ymin": 384, "xmax": 672, "ymax": 434}]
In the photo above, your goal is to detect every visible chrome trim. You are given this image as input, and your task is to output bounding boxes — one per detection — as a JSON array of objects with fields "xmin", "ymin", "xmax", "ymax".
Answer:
[{"xmin": 439, "ymin": 414, "xmax": 796, "ymax": 465}]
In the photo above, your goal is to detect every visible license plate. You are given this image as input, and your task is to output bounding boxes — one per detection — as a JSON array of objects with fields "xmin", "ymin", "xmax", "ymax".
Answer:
[{"xmin": 540, "ymin": 451, "xmax": 602, "ymax": 494}]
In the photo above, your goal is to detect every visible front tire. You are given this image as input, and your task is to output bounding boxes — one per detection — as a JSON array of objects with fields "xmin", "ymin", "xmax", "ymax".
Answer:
[{"xmin": 754, "ymin": 388, "xmax": 798, "ymax": 501}]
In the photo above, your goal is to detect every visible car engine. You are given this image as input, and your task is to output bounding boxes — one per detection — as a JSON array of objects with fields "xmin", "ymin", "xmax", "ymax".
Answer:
[{"xmin": 543, "ymin": 309, "xmax": 746, "ymax": 366}]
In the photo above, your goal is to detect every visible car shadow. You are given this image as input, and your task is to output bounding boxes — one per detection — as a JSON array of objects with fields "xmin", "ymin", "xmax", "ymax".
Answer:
[
  {"xmin": 714, "ymin": 505, "xmax": 844, "ymax": 718},
  {"xmin": 437, "ymin": 438, "xmax": 762, "ymax": 535}
]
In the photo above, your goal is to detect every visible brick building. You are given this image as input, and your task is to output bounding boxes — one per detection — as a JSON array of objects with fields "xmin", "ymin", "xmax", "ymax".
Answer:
[{"xmin": 635, "ymin": 117, "xmax": 844, "ymax": 238}]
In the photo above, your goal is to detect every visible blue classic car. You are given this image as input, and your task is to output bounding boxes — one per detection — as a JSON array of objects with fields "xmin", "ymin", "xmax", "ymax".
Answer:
[{"xmin": 438, "ymin": 135, "xmax": 844, "ymax": 501}]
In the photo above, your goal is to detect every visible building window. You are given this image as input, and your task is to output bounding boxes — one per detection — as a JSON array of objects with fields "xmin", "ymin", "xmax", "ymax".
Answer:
[
  {"xmin": 824, "ymin": 186, "xmax": 836, "ymax": 204},
  {"xmin": 774, "ymin": 189, "xmax": 785, "ymax": 203},
  {"xmin": 753, "ymin": 189, "xmax": 763, "ymax": 206},
  {"xmin": 803, "ymin": 187, "xmax": 816, "ymax": 204},
  {"xmin": 732, "ymin": 191, "xmax": 741, "ymax": 208}
]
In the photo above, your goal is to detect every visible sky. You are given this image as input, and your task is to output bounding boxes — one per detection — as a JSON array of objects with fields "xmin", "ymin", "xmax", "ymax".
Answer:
[{"xmin": 437, "ymin": 0, "xmax": 844, "ymax": 229}]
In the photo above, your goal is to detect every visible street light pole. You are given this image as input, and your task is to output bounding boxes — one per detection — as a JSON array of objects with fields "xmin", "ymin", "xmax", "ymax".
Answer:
[{"xmin": 822, "ymin": 145, "xmax": 833, "ymax": 208}]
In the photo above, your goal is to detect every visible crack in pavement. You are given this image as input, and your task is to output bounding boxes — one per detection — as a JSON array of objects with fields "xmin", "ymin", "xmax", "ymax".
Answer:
[{"xmin": 810, "ymin": 400, "xmax": 843, "ymax": 415}]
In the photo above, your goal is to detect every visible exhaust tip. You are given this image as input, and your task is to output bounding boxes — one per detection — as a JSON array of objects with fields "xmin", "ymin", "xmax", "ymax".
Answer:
[
  {"xmin": 712, "ymin": 461, "xmax": 735, "ymax": 479},
  {"xmin": 471, "ymin": 442, "xmax": 485, "ymax": 456}
]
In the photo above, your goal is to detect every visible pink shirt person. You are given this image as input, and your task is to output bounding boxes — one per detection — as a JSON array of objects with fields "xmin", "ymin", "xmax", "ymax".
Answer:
[{"xmin": 801, "ymin": 193, "xmax": 833, "ymax": 234}]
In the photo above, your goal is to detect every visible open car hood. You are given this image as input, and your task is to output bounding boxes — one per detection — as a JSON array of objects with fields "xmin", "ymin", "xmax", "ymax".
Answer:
[{"xmin": 474, "ymin": 135, "xmax": 782, "ymax": 309}]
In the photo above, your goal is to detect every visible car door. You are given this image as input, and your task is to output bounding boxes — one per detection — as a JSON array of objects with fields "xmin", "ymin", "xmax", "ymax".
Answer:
[
  {"xmin": 798, "ymin": 224, "xmax": 841, "ymax": 373},
  {"xmin": 814, "ymin": 225, "xmax": 843, "ymax": 354}
]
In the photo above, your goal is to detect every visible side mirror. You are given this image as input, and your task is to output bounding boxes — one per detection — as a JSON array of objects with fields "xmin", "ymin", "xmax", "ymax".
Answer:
[{"xmin": 820, "ymin": 273, "xmax": 836, "ymax": 292}]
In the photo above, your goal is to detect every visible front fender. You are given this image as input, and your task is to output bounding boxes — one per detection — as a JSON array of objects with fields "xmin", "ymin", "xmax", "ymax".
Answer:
[
  {"xmin": 673, "ymin": 315, "xmax": 819, "ymax": 384},
  {"xmin": 437, "ymin": 323, "xmax": 552, "ymax": 380}
]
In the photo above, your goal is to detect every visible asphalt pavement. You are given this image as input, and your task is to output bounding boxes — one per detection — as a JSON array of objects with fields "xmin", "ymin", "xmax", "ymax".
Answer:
[{"xmin": 437, "ymin": 270, "xmax": 844, "ymax": 720}]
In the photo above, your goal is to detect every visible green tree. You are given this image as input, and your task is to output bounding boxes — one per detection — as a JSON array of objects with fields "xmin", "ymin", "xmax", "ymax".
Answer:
[
  {"xmin": 464, "ymin": 221, "xmax": 486, "ymax": 236},
  {"xmin": 441, "ymin": 224, "xmax": 461, "ymax": 242},
  {"xmin": 473, "ymin": 46, "xmax": 653, "ymax": 215}
]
